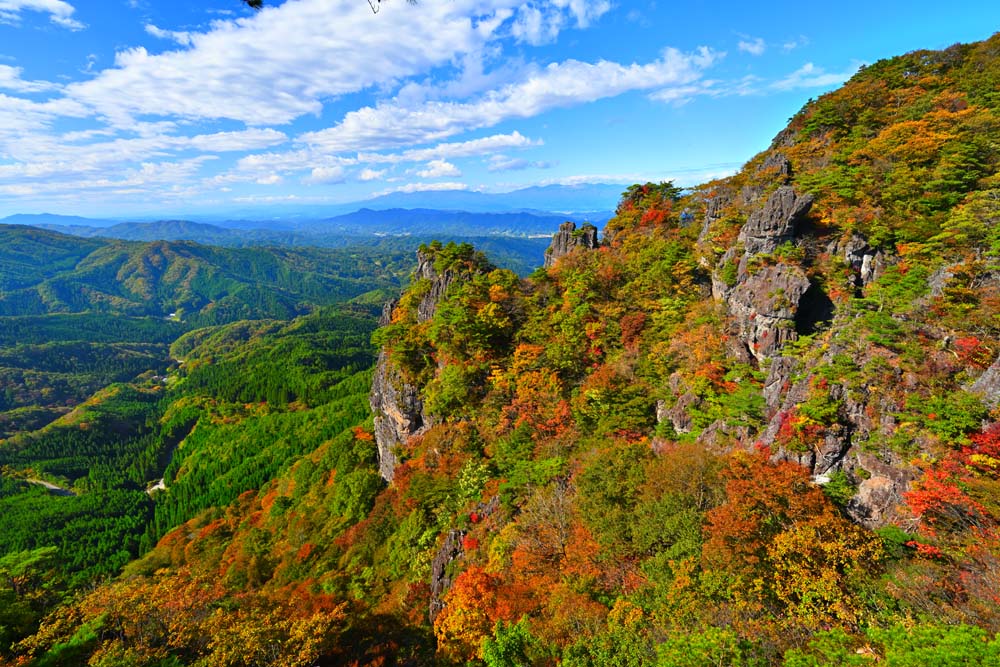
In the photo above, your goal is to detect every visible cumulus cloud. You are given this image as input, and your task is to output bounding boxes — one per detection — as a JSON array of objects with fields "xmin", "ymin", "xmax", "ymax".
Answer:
[
  {"xmin": 302, "ymin": 47, "xmax": 721, "ymax": 153},
  {"xmin": 415, "ymin": 159, "xmax": 461, "ymax": 178},
  {"xmin": 358, "ymin": 168, "xmax": 386, "ymax": 181},
  {"xmin": 303, "ymin": 165, "xmax": 346, "ymax": 185},
  {"xmin": 0, "ymin": 0, "xmax": 84, "ymax": 30},
  {"xmin": 62, "ymin": 0, "xmax": 530, "ymax": 127},
  {"xmin": 0, "ymin": 1, "xmax": 740, "ymax": 212}
]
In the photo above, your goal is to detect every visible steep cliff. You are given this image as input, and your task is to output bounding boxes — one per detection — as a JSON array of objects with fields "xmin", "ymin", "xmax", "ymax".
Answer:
[
  {"xmin": 369, "ymin": 242, "xmax": 494, "ymax": 482},
  {"xmin": 369, "ymin": 300, "xmax": 426, "ymax": 482},
  {"xmin": 543, "ymin": 221, "xmax": 599, "ymax": 268}
]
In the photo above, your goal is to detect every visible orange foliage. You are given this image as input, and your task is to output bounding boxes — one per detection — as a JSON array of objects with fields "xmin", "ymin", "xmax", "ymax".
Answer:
[
  {"xmin": 434, "ymin": 566, "xmax": 516, "ymax": 661},
  {"xmin": 703, "ymin": 449, "xmax": 883, "ymax": 629}
]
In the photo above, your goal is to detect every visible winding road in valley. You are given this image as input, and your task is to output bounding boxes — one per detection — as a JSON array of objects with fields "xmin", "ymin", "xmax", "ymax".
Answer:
[{"xmin": 26, "ymin": 478, "xmax": 76, "ymax": 497}]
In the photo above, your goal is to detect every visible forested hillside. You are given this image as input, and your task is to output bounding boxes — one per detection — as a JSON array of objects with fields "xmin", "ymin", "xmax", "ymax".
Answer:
[
  {"xmin": 0, "ymin": 307, "xmax": 379, "ymax": 654},
  {"xmin": 0, "ymin": 226, "xmax": 409, "ymax": 325},
  {"xmin": 5, "ymin": 33, "xmax": 1000, "ymax": 667},
  {"xmin": 0, "ymin": 229, "xmax": 408, "ymax": 437}
]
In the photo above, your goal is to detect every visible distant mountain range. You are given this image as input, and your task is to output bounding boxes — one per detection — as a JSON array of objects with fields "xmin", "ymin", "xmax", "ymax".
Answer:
[
  {"xmin": 0, "ymin": 213, "xmax": 121, "ymax": 228},
  {"xmin": 0, "ymin": 182, "xmax": 622, "ymax": 233},
  {"xmin": 347, "ymin": 183, "xmax": 625, "ymax": 215},
  {"xmin": 18, "ymin": 208, "xmax": 593, "ymax": 242}
]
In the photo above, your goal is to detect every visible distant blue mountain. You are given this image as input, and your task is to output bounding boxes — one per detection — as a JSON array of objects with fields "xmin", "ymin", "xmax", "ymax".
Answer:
[
  {"xmin": 302, "ymin": 208, "xmax": 591, "ymax": 236},
  {"xmin": 0, "ymin": 213, "xmax": 120, "ymax": 228},
  {"xmin": 173, "ymin": 183, "xmax": 623, "ymax": 223},
  {"xmin": 352, "ymin": 183, "xmax": 625, "ymax": 214},
  {"xmin": 2, "ymin": 183, "xmax": 624, "ymax": 238}
]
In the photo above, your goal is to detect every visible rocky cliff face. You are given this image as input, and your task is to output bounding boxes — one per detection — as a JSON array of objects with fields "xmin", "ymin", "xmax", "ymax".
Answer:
[
  {"xmin": 369, "ymin": 249, "xmax": 469, "ymax": 483},
  {"xmin": 701, "ymin": 148, "xmax": 916, "ymax": 526},
  {"xmin": 710, "ymin": 163, "xmax": 816, "ymax": 363},
  {"xmin": 369, "ymin": 346, "xmax": 425, "ymax": 483},
  {"xmin": 543, "ymin": 221, "xmax": 599, "ymax": 268}
]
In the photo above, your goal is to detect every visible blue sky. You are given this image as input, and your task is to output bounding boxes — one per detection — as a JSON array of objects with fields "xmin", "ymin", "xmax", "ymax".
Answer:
[{"xmin": 0, "ymin": 0, "xmax": 997, "ymax": 218}]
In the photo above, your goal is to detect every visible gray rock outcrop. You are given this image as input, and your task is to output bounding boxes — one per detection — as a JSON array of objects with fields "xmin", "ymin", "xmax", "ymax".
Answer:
[
  {"xmin": 728, "ymin": 264, "xmax": 811, "ymax": 361},
  {"xmin": 429, "ymin": 529, "xmax": 466, "ymax": 622},
  {"xmin": 544, "ymin": 221, "xmax": 599, "ymax": 268},
  {"xmin": 970, "ymin": 353, "xmax": 1000, "ymax": 408},
  {"xmin": 369, "ymin": 350, "xmax": 426, "ymax": 483},
  {"xmin": 370, "ymin": 248, "xmax": 475, "ymax": 483},
  {"xmin": 738, "ymin": 186, "xmax": 814, "ymax": 256}
]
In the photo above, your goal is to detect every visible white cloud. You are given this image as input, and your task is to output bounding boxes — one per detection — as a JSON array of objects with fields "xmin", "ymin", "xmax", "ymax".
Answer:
[
  {"xmin": 772, "ymin": 62, "xmax": 862, "ymax": 91},
  {"xmin": 388, "ymin": 181, "xmax": 471, "ymax": 194},
  {"xmin": 487, "ymin": 155, "xmax": 554, "ymax": 172},
  {"xmin": 539, "ymin": 173, "xmax": 638, "ymax": 186},
  {"xmin": 781, "ymin": 35, "xmax": 809, "ymax": 52},
  {"xmin": 144, "ymin": 24, "xmax": 194, "ymax": 47},
  {"xmin": 649, "ymin": 81, "xmax": 720, "ymax": 104},
  {"xmin": 62, "ymin": 0, "xmax": 530, "ymax": 127},
  {"xmin": 303, "ymin": 165, "xmax": 346, "ymax": 184},
  {"xmin": 0, "ymin": 64, "xmax": 59, "ymax": 93},
  {"xmin": 511, "ymin": 0, "xmax": 611, "ymax": 44},
  {"xmin": 559, "ymin": 0, "xmax": 613, "ymax": 27},
  {"xmin": 0, "ymin": 128, "xmax": 287, "ymax": 182},
  {"xmin": 738, "ymin": 36, "xmax": 766, "ymax": 56},
  {"xmin": 0, "ymin": 0, "xmax": 84, "ymax": 30},
  {"xmin": 358, "ymin": 131, "xmax": 541, "ymax": 164},
  {"xmin": 0, "ymin": 1, "xmax": 746, "ymax": 213},
  {"xmin": 538, "ymin": 164, "xmax": 738, "ymax": 188},
  {"xmin": 0, "ymin": 156, "xmax": 216, "ymax": 196},
  {"xmin": 415, "ymin": 159, "xmax": 461, "ymax": 178},
  {"xmin": 302, "ymin": 47, "xmax": 721, "ymax": 153},
  {"xmin": 511, "ymin": 6, "xmax": 556, "ymax": 45},
  {"xmin": 358, "ymin": 168, "xmax": 386, "ymax": 181}
]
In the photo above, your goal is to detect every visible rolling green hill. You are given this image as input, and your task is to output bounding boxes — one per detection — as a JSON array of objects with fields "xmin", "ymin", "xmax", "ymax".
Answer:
[{"xmin": 0, "ymin": 227, "xmax": 409, "ymax": 325}]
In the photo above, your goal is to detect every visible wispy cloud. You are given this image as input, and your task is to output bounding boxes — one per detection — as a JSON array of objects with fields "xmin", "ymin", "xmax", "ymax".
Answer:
[
  {"xmin": 301, "ymin": 47, "xmax": 721, "ymax": 153},
  {"xmin": 144, "ymin": 24, "xmax": 194, "ymax": 47},
  {"xmin": 738, "ymin": 36, "xmax": 766, "ymax": 56},
  {"xmin": 0, "ymin": 0, "xmax": 84, "ymax": 30},
  {"xmin": 0, "ymin": 64, "xmax": 60, "ymax": 93},
  {"xmin": 772, "ymin": 61, "xmax": 863, "ymax": 90},
  {"xmin": 781, "ymin": 35, "xmax": 809, "ymax": 52},
  {"xmin": 511, "ymin": 0, "xmax": 612, "ymax": 45},
  {"xmin": 386, "ymin": 181, "xmax": 471, "ymax": 194},
  {"xmin": 487, "ymin": 155, "xmax": 555, "ymax": 172}
]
